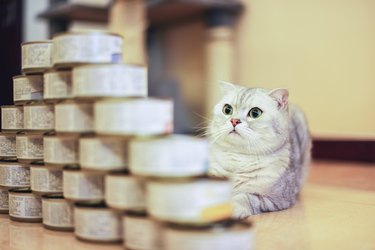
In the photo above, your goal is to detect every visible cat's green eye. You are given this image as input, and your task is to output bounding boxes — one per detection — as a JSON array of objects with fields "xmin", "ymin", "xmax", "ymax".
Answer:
[
  {"xmin": 222, "ymin": 104, "xmax": 233, "ymax": 115},
  {"xmin": 248, "ymin": 107, "xmax": 263, "ymax": 119}
]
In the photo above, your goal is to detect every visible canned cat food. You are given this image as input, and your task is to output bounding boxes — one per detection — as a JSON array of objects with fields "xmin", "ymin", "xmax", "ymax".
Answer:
[
  {"xmin": 23, "ymin": 103, "xmax": 54, "ymax": 131},
  {"xmin": 16, "ymin": 132, "xmax": 43, "ymax": 163},
  {"xmin": 63, "ymin": 166, "xmax": 104, "ymax": 201},
  {"xmin": 21, "ymin": 40, "xmax": 53, "ymax": 74},
  {"xmin": 30, "ymin": 162, "xmax": 63, "ymax": 194},
  {"xmin": 0, "ymin": 161, "xmax": 30, "ymax": 188},
  {"xmin": 44, "ymin": 134, "xmax": 79, "ymax": 165},
  {"xmin": 72, "ymin": 64, "xmax": 147, "ymax": 99},
  {"xmin": 0, "ymin": 133, "xmax": 16, "ymax": 160},
  {"xmin": 1, "ymin": 105, "xmax": 23, "ymax": 131},
  {"xmin": 79, "ymin": 136, "xmax": 127, "ymax": 171},
  {"xmin": 74, "ymin": 202, "xmax": 122, "ymax": 243},
  {"xmin": 105, "ymin": 172, "xmax": 145, "ymax": 211},
  {"xmin": 43, "ymin": 70, "xmax": 72, "ymax": 101},
  {"xmin": 52, "ymin": 32, "xmax": 123, "ymax": 68},
  {"xmin": 55, "ymin": 101, "xmax": 94, "ymax": 133},
  {"xmin": 147, "ymin": 177, "xmax": 233, "ymax": 224},
  {"xmin": 95, "ymin": 98, "xmax": 173, "ymax": 136},
  {"xmin": 42, "ymin": 193, "xmax": 74, "ymax": 231},
  {"xmin": 0, "ymin": 187, "xmax": 9, "ymax": 214},
  {"xmin": 130, "ymin": 135, "xmax": 208, "ymax": 177},
  {"xmin": 13, "ymin": 75, "xmax": 43, "ymax": 104},
  {"xmin": 123, "ymin": 212, "xmax": 162, "ymax": 250},
  {"xmin": 8, "ymin": 188, "xmax": 42, "ymax": 222},
  {"xmin": 164, "ymin": 220, "xmax": 254, "ymax": 250}
]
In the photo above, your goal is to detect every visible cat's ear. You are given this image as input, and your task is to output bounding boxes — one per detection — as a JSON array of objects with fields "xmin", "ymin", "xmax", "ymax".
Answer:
[
  {"xmin": 218, "ymin": 81, "xmax": 236, "ymax": 95},
  {"xmin": 268, "ymin": 88, "xmax": 289, "ymax": 110}
]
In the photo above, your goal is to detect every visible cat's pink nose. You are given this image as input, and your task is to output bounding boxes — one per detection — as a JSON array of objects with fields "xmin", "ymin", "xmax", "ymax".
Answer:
[{"xmin": 230, "ymin": 119, "xmax": 241, "ymax": 127}]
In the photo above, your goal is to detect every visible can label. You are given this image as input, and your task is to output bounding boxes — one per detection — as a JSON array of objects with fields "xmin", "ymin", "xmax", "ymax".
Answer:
[
  {"xmin": 24, "ymin": 105, "xmax": 54, "ymax": 130},
  {"xmin": 42, "ymin": 200, "xmax": 74, "ymax": 228},
  {"xmin": 9, "ymin": 194, "xmax": 42, "ymax": 219},
  {"xmin": 0, "ymin": 164, "xmax": 30, "ymax": 187},
  {"xmin": 31, "ymin": 167, "xmax": 63, "ymax": 192},
  {"xmin": 55, "ymin": 103, "xmax": 94, "ymax": 132},
  {"xmin": 16, "ymin": 135, "xmax": 43, "ymax": 160},
  {"xmin": 1, "ymin": 107, "xmax": 23, "ymax": 130},
  {"xmin": 124, "ymin": 216, "xmax": 162, "ymax": 250},
  {"xmin": 13, "ymin": 76, "xmax": 43, "ymax": 102},
  {"xmin": 0, "ymin": 188, "xmax": 9, "ymax": 211},
  {"xmin": 74, "ymin": 208, "xmax": 122, "ymax": 241},
  {"xmin": 22, "ymin": 43, "xmax": 52, "ymax": 70},
  {"xmin": 63, "ymin": 171, "xmax": 104, "ymax": 200},
  {"xmin": 0, "ymin": 134, "xmax": 16, "ymax": 157},
  {"xmin": 44, "ymin": 136, "xmax": 78, "ymax": 164},
  {"xmin": 43, "ymin": 71, "xmax": 72, "ymax": 99}
]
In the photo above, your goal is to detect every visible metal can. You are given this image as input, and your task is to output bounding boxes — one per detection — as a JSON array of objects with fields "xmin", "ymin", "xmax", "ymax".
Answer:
[
  {"xmin": 21, "ymin": 40, "xmax": 53, "ymax": 74},
  {"xmin": 94, "ymin": 98, "xmax": 173, "ymax": 136},
  {"xmin": 30, "ymin": 162, "xmax": 63, "ymax": 194},
  {"xmin": 164, "ymin": 220, "xmax": 254, "ymax": 250},
  {"xmin": 16, "ymin": 132, "xmax": 44, "ymax": 163},
  {"xmin": 0, "ymin": 161, "xmax": 30, "ymax": 188},
  {"xmin": 23, "ymin": 103, "xmax": 54, "ymax": 131},
  {"xmin": 42, "ymin": 193, "xmax": 74, "ymax": 231},
  {"xmin": 79, "ymin": 136, "xmax": 128, "ymax": 171},
  {"xmin": 8, "ymin": 188, "xmax": 42, "ymax": 222},
  {"xmin": 1, "ymin": 105, "xmax": 23, "ymax": 131},
  {"xmin": 0, "ymin": 133, "xmax": 16, "ymax": 160},
  {"xmin": 52, "ymin": 32, "xmax": 123, "ymax": 68},
  {"xmin": 105, "ymin": 172, "xmax": 145, "ymax": 211},
  {"xmin": 129, "ymin": 135, "xmax": 208, "ymax": 177},
  {"xmin": 0, "ymin": 187, "xmax": 9, "ymax": 214},
  {"xmin": 55, "ymin": 101, "xmax": 94, "ymax": 133},
  {"xmin": 147, "ymin": 177, "xmax": 233, "ymax": 224},
  {"xmin": 44, "ymin": 134, "xmax": 79, "ymax": 166},
  {"xmin": 63, "ymin": 166, "xmax": 104, "ymax": 201},
  {"xmin": 43, "ymin": 70, "xmax": 72, "ymax": 101},
  {"xmin": 13, "ymin": 75, "xmax": 43, "ymax": 104},
  {"xmin": 72, "ymin": 64, "xmax": 147, "ymax": 99},
  {"xmin": 123, "ymin": 212, "xmax": 162, "ymax": 250},
  {"xmin": 74, "ymin": 202, "xmax": 122, "ymax": 243}
]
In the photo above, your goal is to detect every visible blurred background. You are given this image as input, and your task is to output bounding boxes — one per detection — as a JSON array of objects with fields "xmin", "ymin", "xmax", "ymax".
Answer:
[{"xmin": 1, "ymin": 0, "xmax": 374, "ymax": 162}]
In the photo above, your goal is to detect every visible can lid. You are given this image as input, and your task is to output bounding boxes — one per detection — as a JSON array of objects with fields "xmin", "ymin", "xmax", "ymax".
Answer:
[
  {"xmin": 42, "ymin": 193, "xmax": 64, "ymax": 200},
  {"xmin": 8, "ymin": 187, "xmax": 33, "ymax": 193}
]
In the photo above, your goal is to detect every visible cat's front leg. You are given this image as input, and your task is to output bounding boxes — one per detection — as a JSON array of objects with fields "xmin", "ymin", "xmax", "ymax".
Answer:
[{"xmin": 232, "ymin": 193, "xmax": 253, "ymax": 219}]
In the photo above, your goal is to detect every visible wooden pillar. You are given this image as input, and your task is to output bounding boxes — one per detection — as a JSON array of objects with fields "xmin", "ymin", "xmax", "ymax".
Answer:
[{"xmin": 109, "ymin": 0, "xmax": 147, "ymax": 65}]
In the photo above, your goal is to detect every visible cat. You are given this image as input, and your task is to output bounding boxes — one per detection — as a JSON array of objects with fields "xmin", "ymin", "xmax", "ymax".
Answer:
[{"xmin": 208, "ymin": 81, "xmax": 311, "ymax": 219}]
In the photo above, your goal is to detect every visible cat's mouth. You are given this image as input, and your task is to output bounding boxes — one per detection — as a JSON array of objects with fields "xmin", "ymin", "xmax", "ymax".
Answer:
[{"xmin": 229, "ymin": 130, "xmax": 241, "ymax": 136}]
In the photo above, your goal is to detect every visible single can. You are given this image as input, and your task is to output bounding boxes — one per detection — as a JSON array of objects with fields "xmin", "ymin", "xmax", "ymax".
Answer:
[
  {"xmin": 0, "ymin": 161, "xmax": 30, "ymax": 188},
  {"xmin": 123, "ymin": 212, "xmax": 162, "ymax": 250},
  {"xmin": 30, "ymin": 162, "xmax": 63, "ymax": 194},
  {"xmin": 52, "ymin": 32, "xmax": 123, "ymax": 68},
  {"xmin": 74, "ymin": 202, "xmax": 122, "ymax": 243},
  {"xmin": 63, "ymin": 166, "xmax": 104, "ymax": 201},
  {"xmin": 1, "ymin": 105, "xmax": 23, "ymax": 131},
  {"xmin": 43, "ymin": 70, "xmax": 72, "ymax": 101},
  {"xmin": 0, "ymin": 133, "xmax": 16, "ymax": 160},
  {"xmin": 23, "ymin": 103, "xmax": 54, "ymax": 131},
  {"xmin": 0, "ymin": 187, "xmax": 9, "ymax": 214},
  {"xmin": 44, "ymin": 134, "xmax": 79, "ymax": 166},
  {"xmin": 95, "ymin": 98, "xmax": 173, "ymax": 136},
  {"xmin": 8, "ymin": 188, "xmax": 42, "ymax": 222},
  {"xmin": 55, "ymin": 101, "xmax": 94, "ymax": 133},
  {"xmin": 16, "ymin": 132, "xmax": 43, "ymax": 163},
  {"xmin": 13, "ymin": 75, "xmax": 43, "ymax": 104},
  {"xmin": 72, "ymin": 64, "xmax": 147, "ymax": 99},
  {"xmin": 105, "ymin": 173, "xmax": 145, "ymax": 211},
  {"xmin": 129, "ymin": 135, "xmax": 208, "ymax": 177},
  {"xmin": 79, "ymin": 136, "xmax": 127, "ymax": 171},
  {"xmin": 21, "ymin": 40, "xmax": 53, "ymax": 74},
  {"xmin": 42, "ymin": 193, "xmax": 74, "ymax": 231},
  {"xmin": 147, "ymin": 177, "xmax": 233, "ymax": 224},
  {"xmin": 164, "ymin": 220, "xmax": 254, "ymax": 250}
]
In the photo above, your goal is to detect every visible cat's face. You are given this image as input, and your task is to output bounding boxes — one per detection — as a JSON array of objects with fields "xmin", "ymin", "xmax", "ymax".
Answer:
[{"xmin": 210, "ymin": 82, "xmax": 290, "ymax": 155}]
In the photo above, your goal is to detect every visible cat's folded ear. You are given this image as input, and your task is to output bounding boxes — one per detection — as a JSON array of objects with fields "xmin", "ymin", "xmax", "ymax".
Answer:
[
  {"xmin": 268, "ymin": 88, "xmax": 289, "ymax": 110},
  {"xmin": 218, "ymin": 81, "xmax": 236, "ymax": 95}
]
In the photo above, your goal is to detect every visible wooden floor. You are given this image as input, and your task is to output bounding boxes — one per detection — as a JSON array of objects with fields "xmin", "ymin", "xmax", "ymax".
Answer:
[{"xmin": 0, "ymin": 160, "xmax": 374, "ymax": 250}]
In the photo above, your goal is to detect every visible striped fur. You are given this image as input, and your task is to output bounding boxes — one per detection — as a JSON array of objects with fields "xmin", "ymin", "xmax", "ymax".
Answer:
[{"xmin": 209, "ymin": 82, "xmax": 311, "ymax": 218}]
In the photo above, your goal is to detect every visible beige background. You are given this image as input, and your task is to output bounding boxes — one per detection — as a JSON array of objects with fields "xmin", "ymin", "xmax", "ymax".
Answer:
[{"xmin": 163, "ymin": 0, "xmax": 375, "ymax": 139}]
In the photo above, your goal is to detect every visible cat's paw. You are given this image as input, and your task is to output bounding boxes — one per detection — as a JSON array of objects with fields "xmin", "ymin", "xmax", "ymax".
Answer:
[
  {"xmin": 232, "ymin": 194, "xmax": 252, "ymax": 219},
  {"xmin": 232, "ymin": 205, "xmax": 252, "ymax": 220}
]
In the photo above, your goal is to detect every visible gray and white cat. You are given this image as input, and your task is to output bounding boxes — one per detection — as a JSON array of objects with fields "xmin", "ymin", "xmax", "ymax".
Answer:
[{"xmin": 208, "ymin": 82, "xmax": 311, "ymax": 219}]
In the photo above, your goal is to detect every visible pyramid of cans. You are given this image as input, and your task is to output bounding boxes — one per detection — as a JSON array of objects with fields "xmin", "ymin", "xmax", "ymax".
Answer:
[{"xmin": 0, "ymin": 32, "xmax": 253, "ymax": 249}]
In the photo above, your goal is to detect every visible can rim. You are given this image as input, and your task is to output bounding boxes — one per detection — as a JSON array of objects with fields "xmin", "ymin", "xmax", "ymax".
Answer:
[
  {"xmin": 8, "ymin": 187, "xmax": 33, "ymax": 193},
  {"xmin": 73, "ymin": 63, "xmax": 146, "ymax": 70},
  {"xmin": 166, "ymin": 219, "xmax": 253, "ymax": 231},
  {"xmin": 52, "ymin": 31, "xmax": 123, "ymax": 39},
  {"xmin": 12, "ymin": 74, "xmax": 43, "ymax": 79},
  {"xmin": 21, "ymin": 40, "xmax": 52, "ymax": 46},
  {"xmin": 74, "ymin": 201, "xmax": 107, "ymax": 208},
  {"xmin": 42, "ymin": 193, "xmax": 65, "ymax": 200}
]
